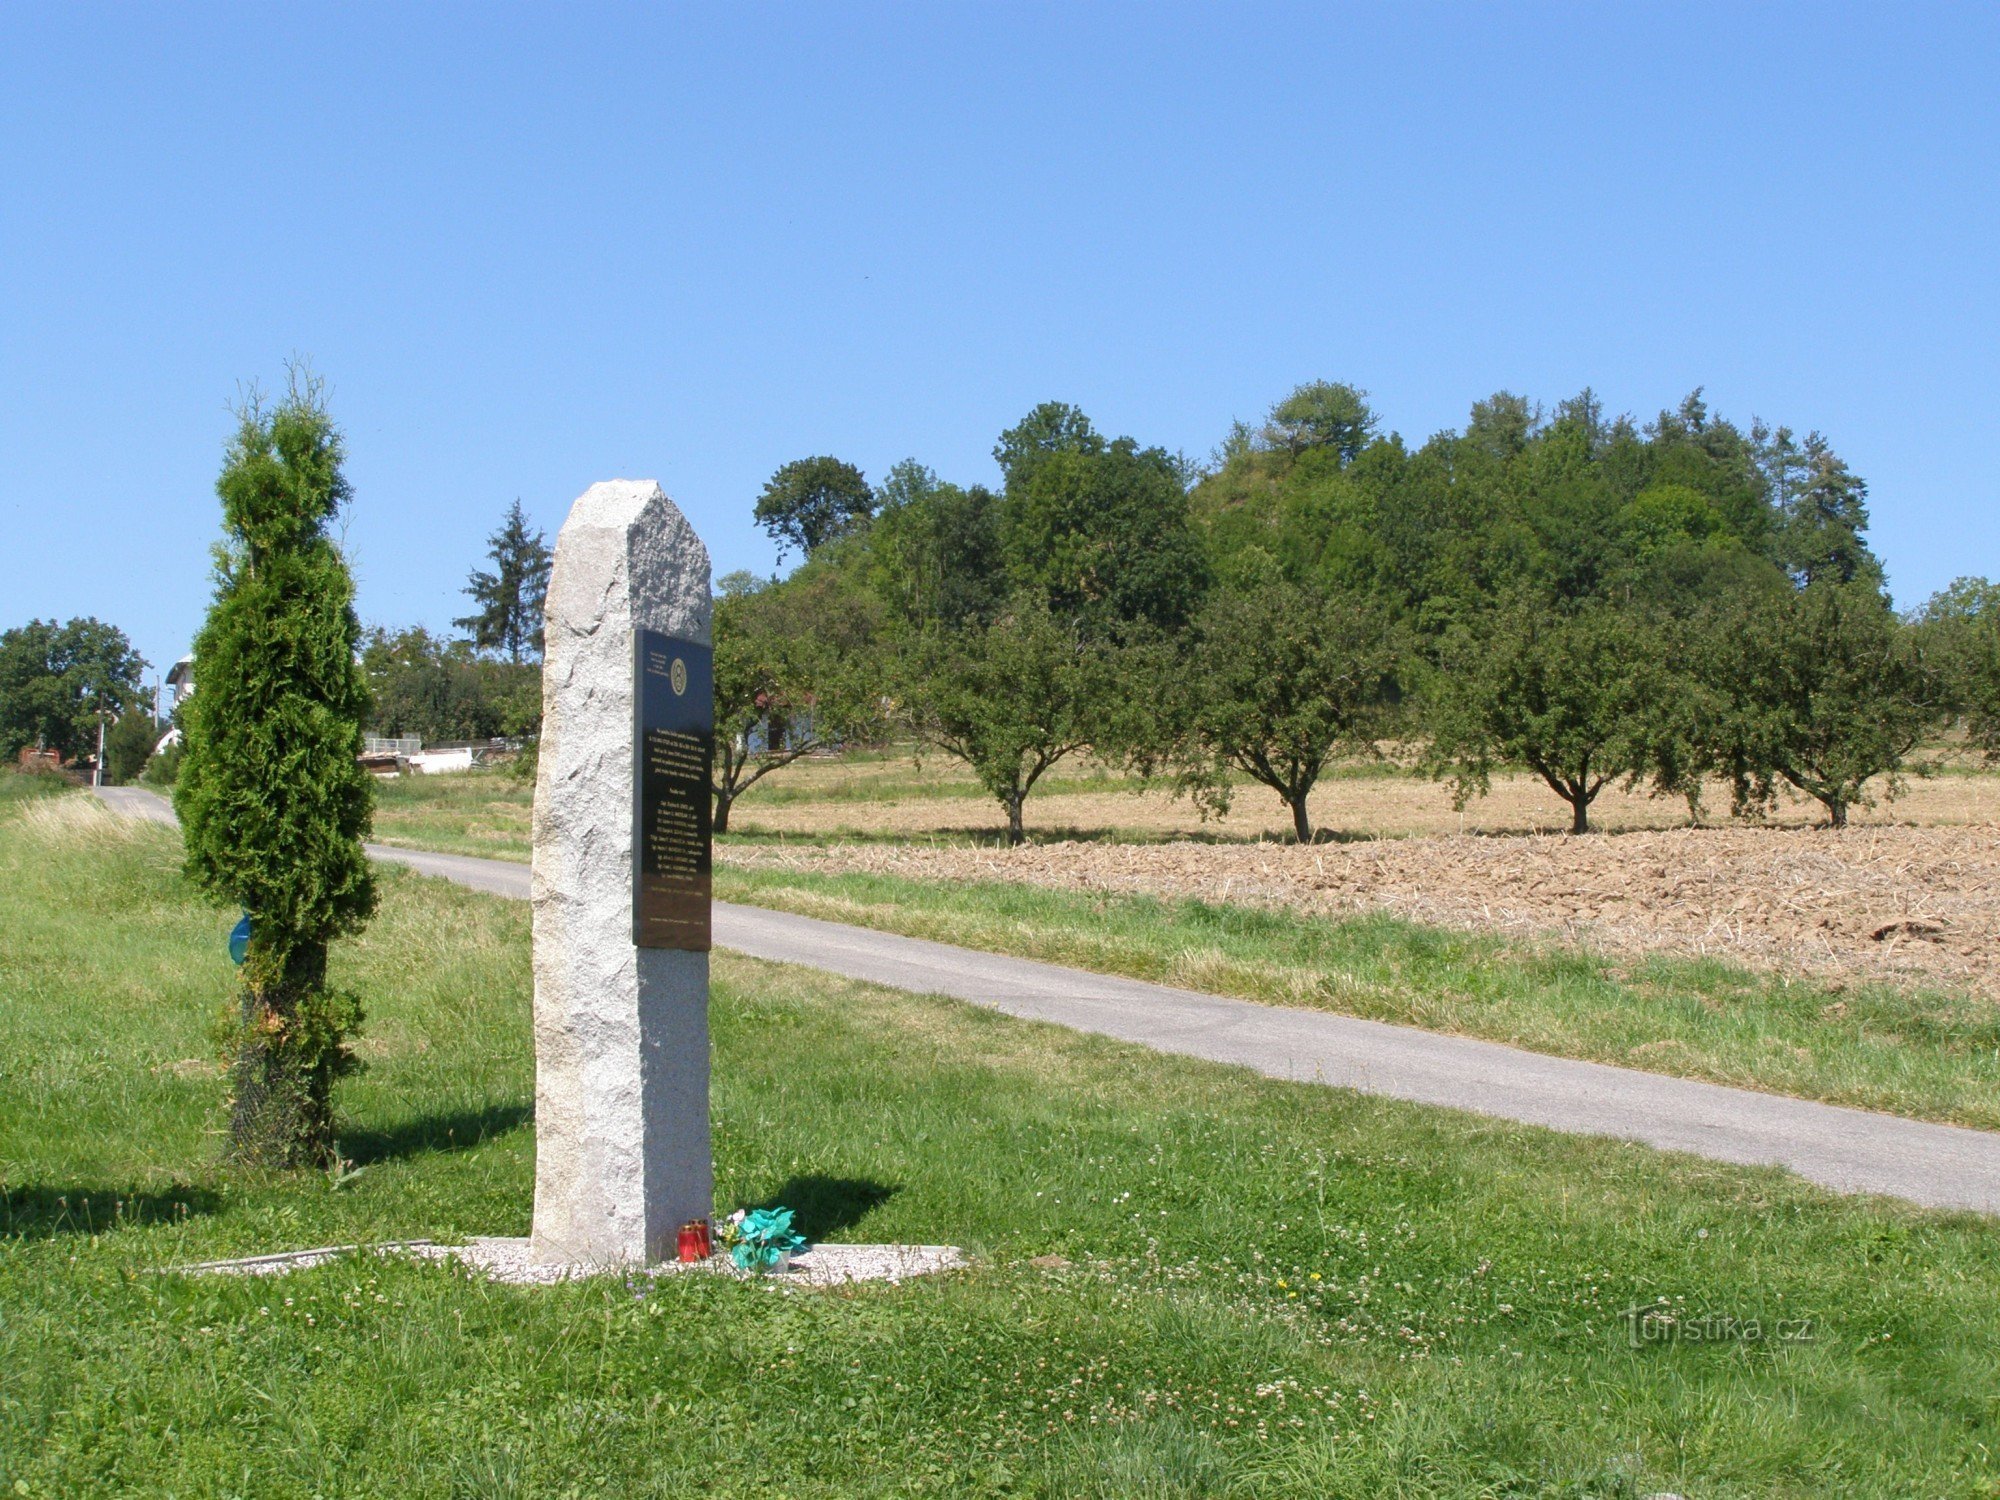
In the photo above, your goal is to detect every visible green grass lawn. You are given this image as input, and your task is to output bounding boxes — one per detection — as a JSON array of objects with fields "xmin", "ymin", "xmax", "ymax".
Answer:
[
  {"xmin": 10, "ymin": 793, "xmax": 2000, "ymax": 1496},
  {"xmin": 0, "ymin": 768, "xmax": 73, "ymax": 807},
  {"xmin": 370, "ymin": 768, "xmax": 537, "ymax": 861},
  {"xmin": 717, "ymin": 865, "xmax": 2000, "ymax": 1134}
]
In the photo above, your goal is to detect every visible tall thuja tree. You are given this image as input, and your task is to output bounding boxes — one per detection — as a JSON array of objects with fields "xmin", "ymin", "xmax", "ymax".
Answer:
[
  {"xmin": 456, "ymin": 499, "xmax": 552, "ymax": 664},
  {"xmin": 176, "ymin": 373, "xmax": 376, "ymax": 1167}
]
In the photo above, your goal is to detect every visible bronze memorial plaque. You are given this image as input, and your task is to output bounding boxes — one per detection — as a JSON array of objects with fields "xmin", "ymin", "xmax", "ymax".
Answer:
[{"xmin": 633, "ymin": 627, "xmax": 713, "ymax": 949}]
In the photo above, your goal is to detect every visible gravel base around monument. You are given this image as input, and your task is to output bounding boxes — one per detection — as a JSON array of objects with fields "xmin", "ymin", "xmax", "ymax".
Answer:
[{"xmin": 170, "ymin": 1238, "xmax": 966, "ymax": 1287}]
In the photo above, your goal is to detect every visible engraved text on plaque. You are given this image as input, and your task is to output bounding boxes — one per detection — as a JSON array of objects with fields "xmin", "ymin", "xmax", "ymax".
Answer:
[{"xmin": 633, "ymin": 627, "xmax": 713, "ymax": 949}]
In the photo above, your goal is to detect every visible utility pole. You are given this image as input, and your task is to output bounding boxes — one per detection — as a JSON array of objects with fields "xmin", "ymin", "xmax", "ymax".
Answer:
[{"xmin": 93, "ymin": 709, "xmax": 106, "ymax": 788}]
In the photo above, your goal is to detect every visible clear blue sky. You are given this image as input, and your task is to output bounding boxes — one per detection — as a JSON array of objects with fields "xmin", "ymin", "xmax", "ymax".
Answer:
[{"xmin": 4, "ymin": 4, "xmax": 1994, "ymax": 684}]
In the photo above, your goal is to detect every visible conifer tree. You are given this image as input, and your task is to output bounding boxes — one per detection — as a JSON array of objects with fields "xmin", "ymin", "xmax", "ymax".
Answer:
[
  {"xmin": 175, "ymin": 371, "xmax": 376, "ymax": 1167},
  {"xmin": 456, "ymin": 499, "xmax": 553, "ymax": 664}
]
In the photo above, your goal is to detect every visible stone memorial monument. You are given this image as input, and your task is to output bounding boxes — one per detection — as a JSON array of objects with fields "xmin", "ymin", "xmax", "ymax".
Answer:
[{"xmin": 529, "ymin": 479, "xmax": 714, "ymax": 1266}]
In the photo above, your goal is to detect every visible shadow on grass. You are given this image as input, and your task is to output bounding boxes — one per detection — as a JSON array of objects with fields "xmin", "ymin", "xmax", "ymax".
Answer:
[
  {"xmin": 342, "ymin": 1102, "xmax": 533, "ymax": 1167},
  {"xmin": 742, "ymin": 1175, "xmax": 899, "ymax": 1241},
  {"xmin": 0, "ymin": 1183, "xmax": 221, "ymax": 1239},
  {"xmin": 720, "ymin": 823, "xmax": 1398, "ymax": 850}
]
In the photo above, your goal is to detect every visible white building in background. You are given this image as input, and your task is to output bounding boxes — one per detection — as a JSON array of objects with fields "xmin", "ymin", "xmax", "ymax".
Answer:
[
  {"xmin": 154, "ymin": 655, "xmax": 196, "ymax": 753},
  {"xmin": 408, "ymin": 746, "xmax": 476, "ymax": 775}
]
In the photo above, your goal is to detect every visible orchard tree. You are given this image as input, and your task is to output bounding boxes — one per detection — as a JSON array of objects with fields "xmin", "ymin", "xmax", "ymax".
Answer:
[
  {"xmin": 711, "ymin": 566, "xmax": 883, "ymax": 833},
  {"xmin": 754, "ymin": 456, "xmax": 874, "ymax": 560},
  {"xmin": 902, "ymin": 596, "xmax": 1119, "ymax": 845},
  {"xmin": 0, "ymin": 617, "xmax": 148, "ymax": 760},
  {"xmin": 1426, "ymin": 599, "xmax": 1680, "ymax": 834},
  {"xmin": 1173, "ymin": 572, "xmax": 1397, "ymax": 842},
  {"xmin": 456, "ymin": 499, "xmax": 552, "ymax": 664},
  {"xmin": 1914, "ymin": 577, "xmax": 2000, "ymax": 756},
  {"xmin": 175, "ymin": 371, "xmax": 376, "ymax": 1168},
  {"xmin": 1700, "ymin": 581, "xmax": 1936, "ymax": 827}
]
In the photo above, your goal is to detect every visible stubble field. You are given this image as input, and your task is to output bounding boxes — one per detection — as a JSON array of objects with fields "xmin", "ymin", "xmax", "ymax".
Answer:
[
  {"xmin": 725, "ymin": 822, "xmax": 2000, "ymax": 1003},
  {"xmin": 374, "ymin": 754, "xmax": 2000, "ymax": 1001}
]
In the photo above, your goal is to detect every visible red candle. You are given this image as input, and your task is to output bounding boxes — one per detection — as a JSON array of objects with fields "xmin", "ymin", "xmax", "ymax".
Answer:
[{"xmin": 677, "ymin": 1219, "xmax": 711, "ymax": 1262}]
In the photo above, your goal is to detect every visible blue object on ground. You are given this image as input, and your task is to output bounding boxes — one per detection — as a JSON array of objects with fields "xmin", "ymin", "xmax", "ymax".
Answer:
[
  {"xmin": 730, "ymin": 1206, "xmax": 807, "ymax": 1272},
  {"xmin": 228, "ymin": 914, "xmax": 251, "ymax": 965}
]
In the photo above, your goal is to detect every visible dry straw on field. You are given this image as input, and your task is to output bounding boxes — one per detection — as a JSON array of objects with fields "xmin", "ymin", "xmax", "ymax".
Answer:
[
  {"xmin": 725, "ymin": 823, "xmax": 2000, "ymax": 999},
  {"xmin": 735, "ymin": 767, "xmax": 2000, "ymax": 843},
  {"xmin": 10, "ymin": 792, "xmax": 148, "ymax": 850}
]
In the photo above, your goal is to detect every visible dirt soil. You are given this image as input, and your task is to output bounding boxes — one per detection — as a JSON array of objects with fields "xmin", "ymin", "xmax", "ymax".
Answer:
[
  {"xmin": 723, "ymin": 822, "xmax": 2000, "ymax": 1000},
  {"xmin": 733, "ymin": 767, "xmax": 2000, "ymax": 843}
]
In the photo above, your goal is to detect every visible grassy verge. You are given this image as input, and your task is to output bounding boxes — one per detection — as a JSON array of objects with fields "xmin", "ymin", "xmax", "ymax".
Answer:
[
  {"xmin": 716, "ymin": 864, "xmax": 2000, "ymax": 1132},
  {"xmin": 6, "ymin": 794, "xmax": 2000, "ymax": 1495},
  {"xmin": 0, "ymin": 769, "xmax": 73, "ymax": 807},
  {"xmin": 370, "ymin": 768, "xmax": 536, "ymax": 861}
]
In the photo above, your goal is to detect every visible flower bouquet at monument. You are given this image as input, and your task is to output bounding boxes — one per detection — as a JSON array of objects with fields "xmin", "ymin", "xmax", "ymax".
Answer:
[{"xmin": 718, "ymin": 1206, "xmax": 807, "ymax": 1273}]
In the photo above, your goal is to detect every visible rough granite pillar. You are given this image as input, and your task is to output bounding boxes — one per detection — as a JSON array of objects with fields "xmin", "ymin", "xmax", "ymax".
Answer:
[{"xmin": 529, "ymin": 479, "xmax": 712, "ymax": 1266}]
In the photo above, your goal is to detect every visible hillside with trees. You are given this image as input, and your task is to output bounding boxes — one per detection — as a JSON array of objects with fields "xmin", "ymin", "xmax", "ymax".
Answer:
[{"xmin": 715, "ymin": 381, "xmax": 1986, "ymax": 841}]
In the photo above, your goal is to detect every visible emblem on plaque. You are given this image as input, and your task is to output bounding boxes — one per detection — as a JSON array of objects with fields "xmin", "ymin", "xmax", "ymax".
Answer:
[{"xmin": 670, "ymin": 656, "xmax": 688, "ymax": 696}]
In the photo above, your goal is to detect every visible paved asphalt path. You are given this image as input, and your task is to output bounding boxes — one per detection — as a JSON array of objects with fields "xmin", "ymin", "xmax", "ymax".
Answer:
[{"xmin": 93, "ymin": 784, "xmax": 2000, "ymax": 1215}]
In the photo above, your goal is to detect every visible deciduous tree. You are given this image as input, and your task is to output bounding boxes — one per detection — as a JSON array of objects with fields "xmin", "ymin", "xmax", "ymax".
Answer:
[
  {"xmin": 361, "ymin": 626, "xmax": 538, "ymax": 743},
  {"xmin": 754, "ymin": 456, "xmax": 874, "ymax": 561},
  {"xmin": 902, "ymin": 597, "xmax": 1118, "ymax": 845},
  {"xmin": 1260, "ymin": 380, "xmax": 1376, "ymax": 463},
  {"xmin": 865, "ymin": 460, "xmax": 1005, "ymax": 628},
  {"xmin": 1172, "ymin": 571, "xmax": 1397, "ymax": 842},
  {"xmin": 1426, "ymin": 600, "xmax": 1680, "ymax": 834},
  {"xmin": 0, "ymin": 617, "xmax": 148, "ymax": 760},
  {"xmin": 999, "ymin": 434, "xmax": 1208, "ymax": 634},
  {"xmin": 992, "ymin": 401, "xmax": 1103, "ymax": 490},
  {"xmin": 1700, "ymin": 582, "xmax": 1936, "ymax": 827},
  {"xmin": 1915, "ymin": 577, "xmax": 2000, "ymax": 756},
  {"xmin": 710, "ymin": 566, "xmax": 883, "ymax": 833}
]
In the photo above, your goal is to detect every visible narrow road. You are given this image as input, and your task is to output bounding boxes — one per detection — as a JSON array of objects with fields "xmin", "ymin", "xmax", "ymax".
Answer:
[{"xmin": 93, "ymin": 785, "xmax": 2000, "ymax": 1215}]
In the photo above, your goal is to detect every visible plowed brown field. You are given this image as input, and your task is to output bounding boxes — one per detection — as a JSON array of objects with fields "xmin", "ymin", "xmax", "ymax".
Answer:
[{"xmin": 723, "ymin": 820, "xmax": 2000, "ymax": 999}]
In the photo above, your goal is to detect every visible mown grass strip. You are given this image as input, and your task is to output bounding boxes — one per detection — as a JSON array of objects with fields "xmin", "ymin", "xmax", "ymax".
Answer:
[{"xmin": 715, "ymin": 863, "xmax": 2000, "ymax": 1133}]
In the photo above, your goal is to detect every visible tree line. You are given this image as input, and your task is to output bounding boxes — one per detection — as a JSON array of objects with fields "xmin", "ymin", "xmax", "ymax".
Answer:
[
  {"xmin": 0, "ymin": 504, "xmax": 556, "ymax": 785},
  {"xmin": 717, "ymin": 383, "xmax": 1992, "ymax": 841},
  {"xmin": 6, "ymin": 379, "xmax": 1993, "ymax": 844}
]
